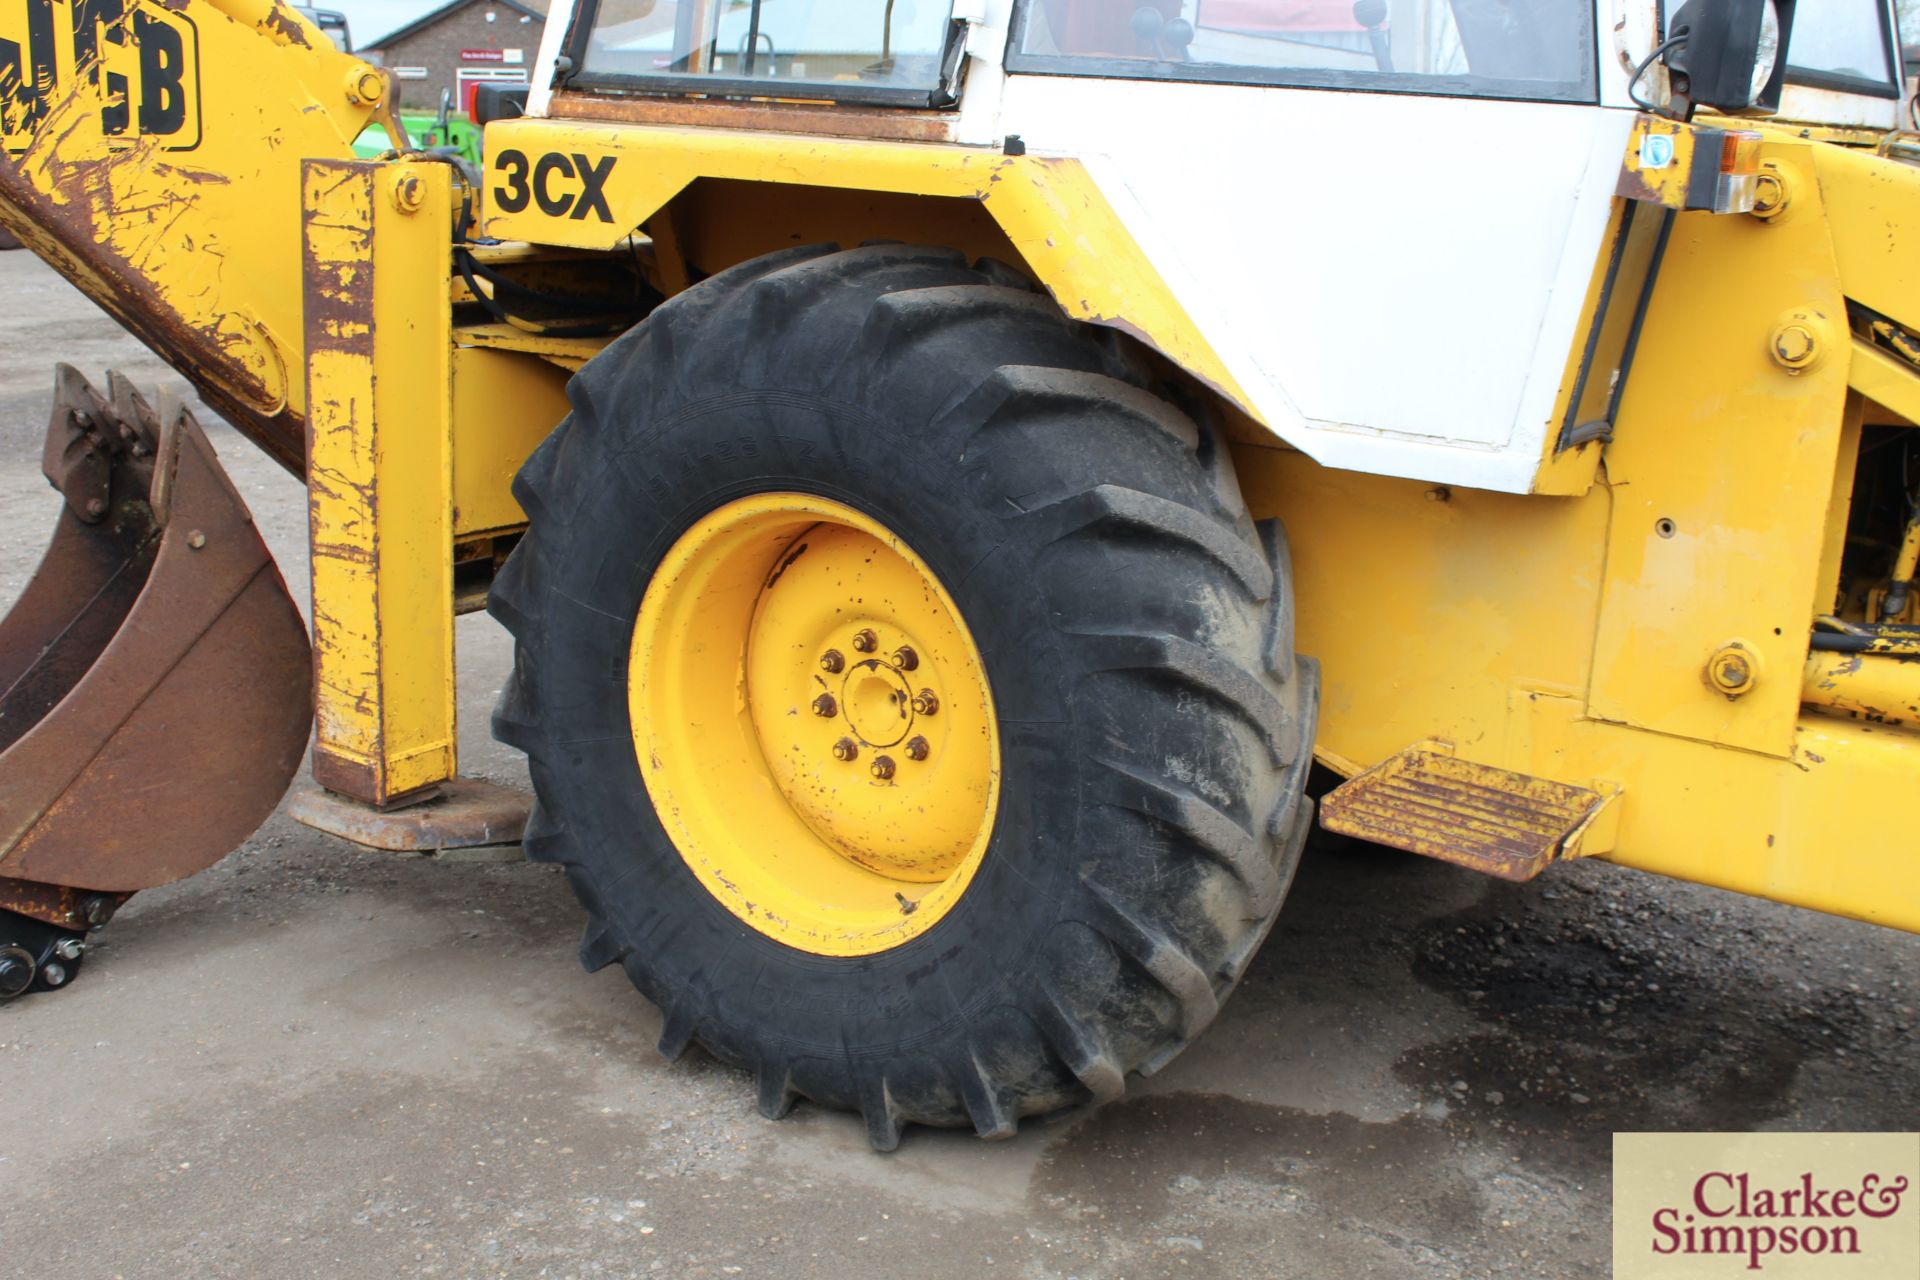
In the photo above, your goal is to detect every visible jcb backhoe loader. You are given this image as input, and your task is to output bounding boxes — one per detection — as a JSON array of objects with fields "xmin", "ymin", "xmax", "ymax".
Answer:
[{"xmin": 1, "ymin": 0, "xmax": 1916, "ymax": 1148}]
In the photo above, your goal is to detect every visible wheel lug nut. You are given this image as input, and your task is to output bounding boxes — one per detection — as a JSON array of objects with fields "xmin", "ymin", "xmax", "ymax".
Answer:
[
  {"xmin": 851, "ymin": 628, "xmax": 878, "ymax": 653},
  {"xmin": 891, "ymin": 646, "xmax": 919, "ymax": 671},
  {"xmin": 904, "ymin": 735, "xmax": 929, "ymax": 762},
  {"xmin": 811, "ymin": 693, "xmax": 837, "ymax": 718},
  {"xmin": 870, "ymin": 755, "xmax": 896, "ymax": 780},
  {"xmin": 820, "ymin": 649, "xmax": 844, "ymax": 674},
  {"xmin": 832, "ymin": 737, "xmax": 859, "ymax": 762},
  {"xmin": 911, "ymin": 689, "xmax": 939, "ymax": 717}
]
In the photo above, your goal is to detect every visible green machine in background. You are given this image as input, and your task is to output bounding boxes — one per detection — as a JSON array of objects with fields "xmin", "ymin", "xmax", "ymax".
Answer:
[{"xmin": 353, "ymin": 88, "xmax": 486, "ymax": 171}]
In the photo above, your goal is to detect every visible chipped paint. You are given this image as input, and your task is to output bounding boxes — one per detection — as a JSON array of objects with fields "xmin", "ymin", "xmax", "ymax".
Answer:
[
  {"xmin": 301, "ymin": 158, "xmax": 457, "ymax": 806},
  {"xmin": 1802, "ymin": 649, "xmax": 1920, "ymax": 728},
  {"xmin": 0, "ymin": 0, "xmax": 377, "ymax": 475}
]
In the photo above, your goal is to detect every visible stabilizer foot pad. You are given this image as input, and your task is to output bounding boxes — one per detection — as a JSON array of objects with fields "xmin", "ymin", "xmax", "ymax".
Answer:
[
  {"xmin": 1319, "ymin": 748, "xmax": 1609, "ymax": 882},
  {"xmin": 289, "ymin": 777, "xmax": 531, "ymax": 857}
]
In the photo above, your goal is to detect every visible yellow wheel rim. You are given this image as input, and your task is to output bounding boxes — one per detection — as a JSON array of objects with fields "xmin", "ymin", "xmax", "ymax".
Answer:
[{"xmin": 629, "ymin": 494, "xmax": 1001, "ymax": 956}]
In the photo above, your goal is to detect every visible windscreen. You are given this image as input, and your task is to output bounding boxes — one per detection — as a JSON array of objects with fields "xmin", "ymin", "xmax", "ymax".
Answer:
[
  {"xmin": 1008, "ymin": 0, "xmax": 1596, "ymax": 102},
  {"xmin": 1783, "ymin": 0, "xmax": 1900, "ymax": 92},
  {"xmin": 576, "ymin": 0, "xmax": 961, "ymax": 102}
]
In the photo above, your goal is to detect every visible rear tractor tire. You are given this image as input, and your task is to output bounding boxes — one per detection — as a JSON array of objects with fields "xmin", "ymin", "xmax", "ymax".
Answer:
[{"xmin": 490, "ymin": 243, "xmax": 1319, "ymax": 1149}]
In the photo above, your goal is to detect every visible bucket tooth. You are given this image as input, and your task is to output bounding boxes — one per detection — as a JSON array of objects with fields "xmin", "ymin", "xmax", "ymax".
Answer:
[
  {"xmin": 106, "ymin": 368, "xmax": 163, "ymax": 457},
  {"xmin": 0, "ymin": 370, "xmax": 312, "ymax": 925},
  {"xmin": 1320, "ymin": 746, "xmax": 1619, "ymax": 882},
  {"xmin": 42, "ymin": 365, "xmax": 130, "ymax": 524}
]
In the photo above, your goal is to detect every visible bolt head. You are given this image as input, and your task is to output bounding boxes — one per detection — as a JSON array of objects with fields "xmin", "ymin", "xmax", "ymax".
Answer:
[
  {"xmin": 820, "ymin": 649, "xmax": 845, "ymax": 674},
  {"xmin": 187, "ymin": 530, "xmax": 207, "ymax": 550},
  {"xmin": 870, "ymin": 755, "xmax": 896, "ymax": 781},
  {"xmin": 81, "ymin": 895, "xmax": 116, "ymax": 926},
  {"xmin": 1751, "ymin": 168, "xmax": 1789, "ymax": 219},
  {"xmin": 1771, "ymin": 322, "xmax": 1818, "ymax": 370},
  {"xmin": 851, "ymin": 628, "xmax": 878, "ymax": 654},
  {"xmin": 891, "ymin": 646, "xmax": 919, "ymax": 671},
  {"xmin": 85, "ymin": 497, "xmax": 107, "ymax": 517},
  {"xmin": 392, "ymin": 173, "xmax": 427, "ymax": 213},
  {"xmin": 911, "ymin": 689, "xmax": 939, "ymax": 717},
  {"xmin": 53, "ymin": 938, "xmax": 82, "ymax": 961},
  {"xmin": 904, "ymin": 735, "xmax": 930, "ymax": 762},
  {"xmin": 832, "ymin": 737, "xmax": 859, "ymax": 762},
  {"xmin": 1758, "ymin": 318, "xmax": 1820, "ymax": 372},
  {"xmin": 347, "ymin": 66, "xmax": 385, "ymax": 105},
  {"xmin": 1706, "ymin": 643, "xmax": 1759, "ymax": 697},
  {"xmin": 811, "ymin": 693, "xmax": 837, "ymax": 718},
  {"xmin": 42, "ymin": 962, "xmax": 67, "ymax": 987}
]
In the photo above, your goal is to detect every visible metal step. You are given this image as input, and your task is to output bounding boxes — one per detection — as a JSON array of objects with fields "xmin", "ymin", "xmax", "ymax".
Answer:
[{"xmin": 1319, "ymin": 747, "xmax": 1616, "ymax": 882}]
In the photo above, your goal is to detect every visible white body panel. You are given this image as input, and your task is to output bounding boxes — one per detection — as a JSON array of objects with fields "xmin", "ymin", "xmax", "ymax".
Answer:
[{"xmin": 1000, "ymin": 74, "xmax": 1636, "ymax": 492}]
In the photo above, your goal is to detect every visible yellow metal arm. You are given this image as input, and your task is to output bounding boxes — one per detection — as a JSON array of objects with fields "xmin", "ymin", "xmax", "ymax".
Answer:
[
  {"xmin": 302, "ymin": 159, "xmax": 457, "ymax": 805},
  {"xmin": 0, "ymin": 0, "xmax": 381, "ymax": 472}
]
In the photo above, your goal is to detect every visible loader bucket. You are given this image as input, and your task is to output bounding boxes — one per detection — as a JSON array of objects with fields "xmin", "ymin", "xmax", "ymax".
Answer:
[{"xmin": 0, "ymin": 368, "xmax": 312, "ymax": 936}]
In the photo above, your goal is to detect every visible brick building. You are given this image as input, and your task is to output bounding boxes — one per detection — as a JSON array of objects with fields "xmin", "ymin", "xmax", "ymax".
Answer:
[{"xmin": 362, "ymin": 0, "xmax": 548, "ymax": 113}]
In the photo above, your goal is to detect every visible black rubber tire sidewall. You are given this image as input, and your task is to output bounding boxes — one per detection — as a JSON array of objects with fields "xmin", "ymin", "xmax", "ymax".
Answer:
[
  {"xmin": 495, "ymin": 244, "xmax": 1319, "ymax": 1139},
  {"xmin": 530, "ymin": 384, "xmax": 1089, "ymax": 1102}
]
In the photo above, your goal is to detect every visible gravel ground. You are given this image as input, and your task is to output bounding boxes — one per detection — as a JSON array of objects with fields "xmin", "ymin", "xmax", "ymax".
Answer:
[{"xmin": 0, "ymin": 248, "xmax": 1915, "ymax": 1279}]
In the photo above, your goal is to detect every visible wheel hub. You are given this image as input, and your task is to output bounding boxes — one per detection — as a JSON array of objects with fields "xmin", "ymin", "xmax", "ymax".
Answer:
[
  {"xmin": 841, "ymin": 659, "xmax": 914, "ymax": 747},
  {"xmin": 630, "ymin": 495, "xmax": 1000, "ymax": 956}
]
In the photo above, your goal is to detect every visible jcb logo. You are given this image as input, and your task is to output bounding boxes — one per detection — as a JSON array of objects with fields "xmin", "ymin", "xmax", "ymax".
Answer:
[
  {"xmin": 492, "ymin": 149, "xmax": 616, "ymax": 223},
  {"xmin": 1, "ymin": 0, "xmax": 200, "ymax": 155}
]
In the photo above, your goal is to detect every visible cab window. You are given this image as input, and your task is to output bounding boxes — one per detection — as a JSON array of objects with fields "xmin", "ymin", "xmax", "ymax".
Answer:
[
  {"xmin": 572, "ymin": 0, "xmax": 965, "ymax": 105},
  {"xmin": 1007, "ymin": 0, "xmax": 1597, "ymax": 102},
  {"xmin": 1782, "ymin": 0, "xmax": 1901, "ymax": 96}
]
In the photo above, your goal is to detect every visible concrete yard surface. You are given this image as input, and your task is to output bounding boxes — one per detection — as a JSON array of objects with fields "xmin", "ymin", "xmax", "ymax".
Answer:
[{"xmin": 1, "ymin": 250, "xmax": 1915, "ymax": 1279}]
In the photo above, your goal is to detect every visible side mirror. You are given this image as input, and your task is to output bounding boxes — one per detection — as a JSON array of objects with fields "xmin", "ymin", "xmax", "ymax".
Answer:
[
  {"xmin": 1663, "ymin": 0, "xmax": 1795, "ymax": 117},
  {"xmin": 1352, "ymin": 0, "xmax": 1392, "ymax": 73},
  {"xmin": 1129, "ymin": 6, "xmax": 1192, "ymax": 61}
]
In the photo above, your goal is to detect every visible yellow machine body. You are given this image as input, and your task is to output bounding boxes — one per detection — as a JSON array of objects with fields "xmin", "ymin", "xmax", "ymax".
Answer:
[
  {"xmin": 1, "ymin": 0, "xmax": 1917, "ymax": 938},
  {"xmin": 466, "ymin": 113, "xmax": 1920, "ymax": 931}
]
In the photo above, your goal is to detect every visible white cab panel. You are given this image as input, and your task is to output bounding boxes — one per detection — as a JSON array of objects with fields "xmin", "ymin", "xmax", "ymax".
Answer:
[{"xmin": 1001, "ymin": 73, "xmax": 1637, "ymax": 493}]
